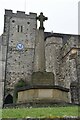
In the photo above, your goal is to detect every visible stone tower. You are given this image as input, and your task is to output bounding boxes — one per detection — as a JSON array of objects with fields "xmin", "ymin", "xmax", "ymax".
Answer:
[{"xmin": 2, "ymin": 9, "xmax": 37, "ymax": 101}]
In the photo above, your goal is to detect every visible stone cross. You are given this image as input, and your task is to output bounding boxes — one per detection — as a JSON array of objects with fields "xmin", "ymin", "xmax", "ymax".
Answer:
[{"xmin": 37, "ymin": 12, "xmax": 48, "ymax": 30}]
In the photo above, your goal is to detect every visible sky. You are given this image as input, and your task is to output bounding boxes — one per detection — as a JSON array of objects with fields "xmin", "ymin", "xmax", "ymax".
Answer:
[{"xmin": 0, "ymin": 0, "xmax": 80, "ymax": 35}]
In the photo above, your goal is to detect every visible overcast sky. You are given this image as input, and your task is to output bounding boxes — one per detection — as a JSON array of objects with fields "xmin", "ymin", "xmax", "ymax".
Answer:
[{"xmin": 0, "ymin": 0, "xmax": 79, "ymax": 35}]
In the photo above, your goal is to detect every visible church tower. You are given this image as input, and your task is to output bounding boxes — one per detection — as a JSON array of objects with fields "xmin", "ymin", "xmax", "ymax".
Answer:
[{"xmin": 3, "ymin": 9, "xmax": 37, "ymax": 102}]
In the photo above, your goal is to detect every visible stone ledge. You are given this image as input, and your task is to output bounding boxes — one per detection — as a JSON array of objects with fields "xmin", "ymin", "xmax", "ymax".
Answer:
[{"xmin": 17, "ymin": 85, "xmax": 69, "ymax": 92}]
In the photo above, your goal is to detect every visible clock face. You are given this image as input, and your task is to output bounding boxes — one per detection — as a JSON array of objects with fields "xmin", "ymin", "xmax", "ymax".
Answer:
[{"xmin": 17, "ymin": 43, "xmax": 24, "ymax": 50}]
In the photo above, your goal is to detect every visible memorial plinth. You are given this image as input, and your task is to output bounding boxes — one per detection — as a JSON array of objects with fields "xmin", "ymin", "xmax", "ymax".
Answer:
[
  {"xmin": 17, "ymin": 86, "xmax": 69, "ymax": 104},
  {"xmin": 17, "ymin": 13, "xmax": 70, "ymax": 105},
  {"xmin": 31, "ymin": 72, "xmax": 54, "ymax": 86}
]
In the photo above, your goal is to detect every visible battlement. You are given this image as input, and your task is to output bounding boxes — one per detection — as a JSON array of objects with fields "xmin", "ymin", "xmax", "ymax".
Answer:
[
  {"xmin": 5, "ymin": 9, "xmax": 13, "ymax": 15},
  {"xmin": 17, "ymin": 11, "xmax": 25, "ymax": 14},
  {"xmin": 5, "ymin": 9, "xmax": 37, "ymax": 18}
]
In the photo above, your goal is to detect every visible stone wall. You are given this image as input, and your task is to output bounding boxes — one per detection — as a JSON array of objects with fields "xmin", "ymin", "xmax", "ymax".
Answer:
[
  {"xmin": 45, "ymin": 35, "xmax": 79, "ymax": 103},
  {"xmin": 3, "ymin": 10, "xmax": 37, "ymax": 96},
  {"xmin": 76, "ymin": 49, "xmax": 80, "ymax": 103},
  {"xmin": 59, "ymin": 36, "xmax": 78, "ymax": 88},
  {"xmin": 45, "ymin": 37, "xmax": 62, "ymax": 85},
  {"xmin": 0, "ymin": 35, "xmax": 4, "ymax": 108},
  {"xmin": 59, "ymin": 36, "xmax": 79, "ymax": 103}
]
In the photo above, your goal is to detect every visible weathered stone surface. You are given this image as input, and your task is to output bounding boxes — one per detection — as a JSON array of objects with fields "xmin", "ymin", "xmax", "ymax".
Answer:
[
  {"xmin": 45, "ymin": 37, "xmax": 62, "ymax": 85},
  {"xmin": 0, "ymin": 36, "xmax": 4, "ymax": 108},
  {"xmin": 34, "ymin": 30, "xmax": 45, "ymax": 72},
  {"xmin": 0, "ymin": 82, "xmax": 4, "ymax": 108},
  {"xmin": 31, "ymin": 72, "xmax": 54, "ymax": 86},
  {"xmin": 70, "ymin": 81, "xmax": 79, "ymax": 104},
  {"xmin": 2, "ymin": 10, "xmax": 37, "ymax": 97},
  {"xmin": 18, "ymin": 88, "xmax": 69, "ymax": 103}
]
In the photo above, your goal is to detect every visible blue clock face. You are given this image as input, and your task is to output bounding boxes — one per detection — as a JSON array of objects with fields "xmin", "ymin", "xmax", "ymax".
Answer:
[{"xmin": 17, "ymin": 43, "xmax": 24, "ymax": 50}]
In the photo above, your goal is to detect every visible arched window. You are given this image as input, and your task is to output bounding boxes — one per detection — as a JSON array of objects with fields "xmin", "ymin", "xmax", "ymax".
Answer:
[{"xmin": 4, "ymin": 94, "xmax": 13, "ymax": 104}]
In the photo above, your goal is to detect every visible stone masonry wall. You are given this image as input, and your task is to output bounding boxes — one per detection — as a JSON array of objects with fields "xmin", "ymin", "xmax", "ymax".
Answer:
[
  {"xmin": 3, "ymin": 10, "xmax": 37, "ymax": 96},
  {"xmin": 76, "ymin": 49, "xmax": 80, "ymax": 103},
  {"xmin": 45, "ymin": 35, "xmax": 79, "ymax": 103},
  {"xmin": 60, "ymin": 36, "xmax": 78, "ymax": 88},
  {"xmin": 0, "ymin": 35, "xmax": 4, "ymax": 108},
  {"xmin": 45, "ymin": 37, "xmax": 62, "ymax": 85},
  {"xmin": 45, "ymin": 36, "xmax": 79, "ymax": 89}
]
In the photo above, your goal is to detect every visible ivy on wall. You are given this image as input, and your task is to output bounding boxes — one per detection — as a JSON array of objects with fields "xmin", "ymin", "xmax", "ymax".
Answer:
[{"xmin": 13, "ymin": 79, "xmax": 27, "ymax": 103}]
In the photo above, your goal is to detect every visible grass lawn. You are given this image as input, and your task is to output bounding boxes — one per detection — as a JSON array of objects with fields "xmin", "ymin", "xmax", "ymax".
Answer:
[{"xmin": 1, "ymin": 106, "xmax": 79, "ymax": 118}]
